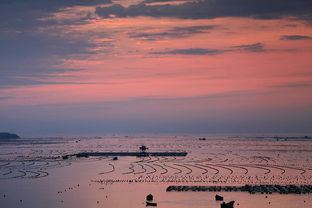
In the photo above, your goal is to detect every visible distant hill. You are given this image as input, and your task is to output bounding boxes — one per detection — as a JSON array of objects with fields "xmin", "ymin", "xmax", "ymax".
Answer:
[{"xmin": 0, "ymin": 132, "xmax": 20, "ymax": 139}]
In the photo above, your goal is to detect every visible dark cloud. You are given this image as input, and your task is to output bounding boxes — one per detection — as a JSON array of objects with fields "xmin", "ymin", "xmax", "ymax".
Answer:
[
  {"xmin": 96, "ymin": 0, "xmax": 312, "ymax": 21},
  {"xmin": 0, "ymin": 28, "xmax": 106, "ymax": 88},
  {"xmin": 0, "ymin": 0, "xmax": 112, "ymax": 7},
  {"xmin": 280, "ymin": 35, "xmax": 312, "ymax": 40},
  {"xmin": 0, "ymin": 32, "xmax": 97, "ymax": 62},
  {"xmin": 0, "ymin": 0, "xmax": 112, "ymax": 30},
  {"xmin": 151, "ymin": 48, "xmax": 223, "ymax": 55},
  {"xmin": 0, "ymin": 67, "xmax": 86, "ymax": 88},
  {"xmin": 0, "ymin": 0, "xmax": 114, "ymax": 88},
  {"xmin": 232, "ymin": 43, "xmax": 265, "ymax": 52},
  {"xmin": 129, "ymin": 25, "xmax": 216, "ymax": 40}
]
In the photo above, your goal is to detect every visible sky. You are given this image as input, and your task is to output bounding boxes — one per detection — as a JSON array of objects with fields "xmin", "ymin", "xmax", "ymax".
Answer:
[{"xmin": 0, "ymin": 0, "xmax": 312, "ymax": 135}]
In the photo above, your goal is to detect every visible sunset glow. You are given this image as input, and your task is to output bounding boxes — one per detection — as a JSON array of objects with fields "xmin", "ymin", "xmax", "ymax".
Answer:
[{"xmin": 1, "ymin": 0, "xmax": 312, "ymax": 134}]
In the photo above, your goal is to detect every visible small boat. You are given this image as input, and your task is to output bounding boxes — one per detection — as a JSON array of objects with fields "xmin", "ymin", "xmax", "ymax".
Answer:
[
  {"xmin": 146, "ymin": 201, "xmax": 157, "ymax": 206},
  {"xmin": 221, "ymin": 200, "xmax": 234, "ymax": 208},
  {"xmin": 215, "ymin": 194, "xmax": 224, "ymax": 201}
]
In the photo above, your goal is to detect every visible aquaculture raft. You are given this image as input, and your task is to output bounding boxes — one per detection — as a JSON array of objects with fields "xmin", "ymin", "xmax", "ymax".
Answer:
[
  {"xmin": 63, "ymin": 151, "xmax": 187, "ymax": 159},
  {"xmin": 166, "ymin": 185, "xmax": 312, "ymax": 194}
]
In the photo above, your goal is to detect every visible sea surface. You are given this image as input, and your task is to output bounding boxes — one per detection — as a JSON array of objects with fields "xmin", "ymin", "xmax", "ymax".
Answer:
[{"xmin": 0, "ymin": 134, "xmax": 312, "ymax": 208}]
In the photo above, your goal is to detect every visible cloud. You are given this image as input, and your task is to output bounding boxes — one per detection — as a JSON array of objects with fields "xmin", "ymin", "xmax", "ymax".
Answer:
[
  {"xmin": 283, "ymin": 24, "xmax": 298, "ymax": 27},
  {"xmin": 0, "ymin": 79, "xmax": 99, "ymax": 88},
  {"xmin": 0, "ymin": 28, "xmax": 105, "ymax": 88},
  {"xmin": 0, "ymin": 96, "xmax": 12, "ymax": 100},
  {"xmin": 96, "ymin": 0, "xmax": 312, "ymax": 22},
  {"xmin": 129, "ymin": 25, "xmax": 217, "ymax": 40},
  {"xmin": 132, "ymin": 90, "xmax": 257, "ymax": 102},
  {"xmin": 151, "ymin": 48, "xmax": 223, "ymax": 55},
  {"xmin": 142, "ymin": 0, "xmax": 183, "ymax": 3},
  {"xmin": 0, "ymin": 68, "xmax": 86, "ymax": 88},
  {"xmin": 0, "ymin": 28, "xmax": 107, "ymax": 88},
  {"xmin": 0, "ymin": 0, "xmax": 112, "ymax": 30},
  {"xmin": 0, "ymin": 0, "xmax": 114, "ymax": 88},
  {"xmin": 232, "ymin": 43, "xmax": 265, "ymax": 52},
  {"xmin": 272, "ymin": 81, "xmax": 312, "ymax": 89},
  {"xmin": 0, "ymin": 0, "xmax": 112, "ymax": 8},
  {"xmin": 151, "ymin": 43, "xmax": 268, "ymax": 55},
  {"xmin": 280, "ymin": 35, "xmax": 312, "ymax": 40}
]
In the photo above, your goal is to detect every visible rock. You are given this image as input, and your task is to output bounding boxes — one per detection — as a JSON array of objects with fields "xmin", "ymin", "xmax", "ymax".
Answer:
[
  {"xmin": 0, "ymin": 132, "xmax": 20, "ymax": 139},
  {"xmin": 113, "ymin": 157, "xmax": 118, "ymax": 160},
  {"xmin": 215, "ymin": 194, "xmax": 224, "ymax": 201},
  {"xmin": 221, "ymin": 201, "xmax": 235, "ymax": 208}
]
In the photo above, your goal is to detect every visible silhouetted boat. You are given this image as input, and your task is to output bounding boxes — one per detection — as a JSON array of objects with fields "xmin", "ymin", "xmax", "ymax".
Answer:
[{"xmin": 146, "ymin": 201, "xmax": 157, "ymax": 206}]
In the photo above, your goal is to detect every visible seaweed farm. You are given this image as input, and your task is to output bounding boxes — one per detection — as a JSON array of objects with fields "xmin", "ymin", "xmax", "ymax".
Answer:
[{"xmin": 0, "ymin": 134, "xmax": 312, "ymax": 208}]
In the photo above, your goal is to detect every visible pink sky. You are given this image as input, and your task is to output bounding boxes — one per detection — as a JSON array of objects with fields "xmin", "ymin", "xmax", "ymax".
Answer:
[{"xmin": 0, "ymin": 2, "xmax": 312, "ymax": 134}]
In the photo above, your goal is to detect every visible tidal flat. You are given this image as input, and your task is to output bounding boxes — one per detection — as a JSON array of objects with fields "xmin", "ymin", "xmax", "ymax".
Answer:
[{"xmin": 1, "ymin": 134, "xmax": 312, "ymax": 208}]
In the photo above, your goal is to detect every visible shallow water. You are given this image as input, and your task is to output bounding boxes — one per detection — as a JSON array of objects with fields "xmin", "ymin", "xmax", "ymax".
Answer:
[{"xmin": 0, "ymin": 134, "xmax": 312, "ymax": 207}]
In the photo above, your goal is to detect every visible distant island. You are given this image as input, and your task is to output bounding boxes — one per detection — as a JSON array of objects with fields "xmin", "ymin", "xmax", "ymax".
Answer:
[{"xmin": 0, "ymin": 132, "xmax": 20, "ymax": 139}]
